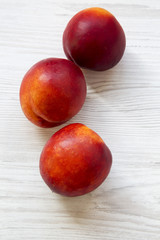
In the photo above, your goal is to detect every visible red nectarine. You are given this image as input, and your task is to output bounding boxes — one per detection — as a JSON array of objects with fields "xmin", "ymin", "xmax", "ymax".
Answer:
[
  {"xmin": 40, "ymin": 123, "xmax": 112, "ymax": 197},
  {"xmin": 63, "ymin": 7, "xmax": 126, "ymax": 71},
  {"xmin": 20, "ymin": 58, "xmax": 86, "ymax": 128}
]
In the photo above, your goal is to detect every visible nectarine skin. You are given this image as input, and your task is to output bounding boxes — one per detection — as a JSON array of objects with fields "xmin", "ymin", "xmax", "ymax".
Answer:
[
  {"xmin": 40, "ymin": 123, "xmax": 112, "ymax": 197},
  {"xmin": 20, "ymin": 58, "xmax": 86, "ymax": 128},
  {"xmin": 63, "ymin": 7, "xmax": 126, "ymax": 71}
]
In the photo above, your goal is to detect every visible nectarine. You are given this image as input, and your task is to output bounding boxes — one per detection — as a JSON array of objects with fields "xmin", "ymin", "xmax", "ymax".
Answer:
[
  {"xmin": 40, "ymin": 123, "xmax": 112, "ymax": 197},
  {"xmin": 63, "ymin": 7, "xmax": 126, "ymax": 71},
  {"xmin": 20, "ymin": 58, "xmax": 86, "ymax": 128}
]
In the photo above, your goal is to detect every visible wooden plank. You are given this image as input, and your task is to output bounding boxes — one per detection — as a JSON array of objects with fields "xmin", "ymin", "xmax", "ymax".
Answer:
[{"xmin": 0, "ymin": 0, "xmax": 160, "ymax": 239}]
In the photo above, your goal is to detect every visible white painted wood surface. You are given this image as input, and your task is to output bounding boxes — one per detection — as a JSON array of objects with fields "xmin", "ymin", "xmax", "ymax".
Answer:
[{"xmin": 0, "ymin": 0, "xmax": 160, "ymax": 239}]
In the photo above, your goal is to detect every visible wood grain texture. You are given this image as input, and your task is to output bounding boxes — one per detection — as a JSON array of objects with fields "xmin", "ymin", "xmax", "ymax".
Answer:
[{"xmin": 0, "ymin": 0, "xmax": 160, "ymax": 239}]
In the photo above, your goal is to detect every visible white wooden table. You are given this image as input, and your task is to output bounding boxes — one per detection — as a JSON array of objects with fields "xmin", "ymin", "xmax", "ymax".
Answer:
[{"xmin": 0, "ymin": 0, "xmax": 160, "ymax": 239}]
